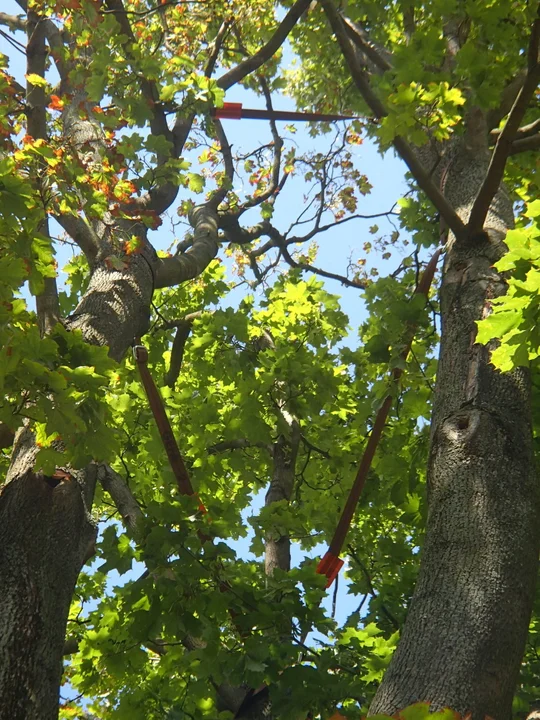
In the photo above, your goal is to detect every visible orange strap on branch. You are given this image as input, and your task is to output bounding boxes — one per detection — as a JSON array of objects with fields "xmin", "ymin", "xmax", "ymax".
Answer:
[
  {"xmin": 212, "ymin": 102, "xmax": 358, "ymax": 123},
  {"xmin": 132, "ymin": 342, "xmax": 203, "ymax": 506},
  {"xmin": 317, "ymin": 248, "xmax": 442, "ymax": 587}
]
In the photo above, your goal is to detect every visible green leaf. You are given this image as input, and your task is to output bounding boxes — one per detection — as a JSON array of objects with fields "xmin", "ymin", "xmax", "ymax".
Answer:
[{"xmin": 26, "ymin": 73, "xmax": 48, "ymax": 87}]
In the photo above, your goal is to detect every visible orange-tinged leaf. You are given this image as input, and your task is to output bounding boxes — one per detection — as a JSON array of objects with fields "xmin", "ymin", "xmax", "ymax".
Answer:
[{"xmin": 48, "ymin": 95, "xmax": 64, "ymax": 111}]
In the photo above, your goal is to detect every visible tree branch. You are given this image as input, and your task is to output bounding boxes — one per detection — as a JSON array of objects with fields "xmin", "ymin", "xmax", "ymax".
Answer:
[
  {"xmin": 341, "ymin": 14, "xmax": 393, "ymax": 72},
  {"xmin": 0, "ymin": 12, "xmax": 25, "ymax": 31},
  {"xmin": 280, "ymin": 242, "xmax": 366, "ymax": 288},
  {"xmin": 486, "ymin": 70, "xmax": 527, "ymax": 131},
  {"xmin": 509, "ymin": 132, "xmax": 540, "ymax": 155},
  {"xmin": 163, "ymin": 319, "xmax": 194, "ymax": 388},
  {"xmin": 213, "ymin": 116, "xmax": 235, "ymax": 190},
  {"xmin": 208, "ymin": 438, "xmax": 273, "ymax": 455},
  {"xmin": 98, "ymin": 464, "xmax": 145, "ymax": 539},
  {"xmin": 348, "ymin": 545, "xmax": 400, "ymax": 631},
  {"xmin": 103, "ymin": 0, "xmax": 172, "ymax": 150},
  {"xmin": 134, "ymin": 0, "xmax": 310, "ymax": 218},
  {"xmin": 216, "ymin": 0, "xmax": 312, "ymax": 90},
  {"xmin": 320, "ymin": 0, "xmax": 466, "ymax": 241},
  {"xmin": 154, "ymin": 202, "xmax": 220, "ymax": 288},
  {"xmin": 43, "ymin": 18, "xmax": 68, "ymax": 82},
  {"xmin": 402, "ymin": 3, "xmax": 416, "ymax": 44},
  {"xmin": 205, "ymin": 18, "xmax": 231, "ymax": 78},
  {"xmin": 0, "ymin": 423, "xmax": 15, "ymax": 450},
  {"xmin": 490, "ymin": 117, "xmax": 540, "ymax": 143},
  {"xmin": 27, "ymin": 8, "xmax": 60, "ymax": 334},
  {"xmin": 468, "ymin": 11, "xmax": 540, "ymax": 234}
]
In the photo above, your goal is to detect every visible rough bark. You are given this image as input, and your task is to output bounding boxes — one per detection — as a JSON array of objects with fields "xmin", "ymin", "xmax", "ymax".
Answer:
[
  {"xmin": 0, "ymin": 246, "xmax": 154, "ymax": 718},
  {"xmin": 369, "ymin": 149, "xmax": 540, "ymax": 719},
  {"xmin": 66, "ymin": 254, "xmax": 154, "ymax": 361},
  {"xmin": 0, "ymin": 430, "xmax": 98, "ymax": 720},
  {"xmin": 265, "ymin": 437, "xmax": 297, "ymax": 576}
]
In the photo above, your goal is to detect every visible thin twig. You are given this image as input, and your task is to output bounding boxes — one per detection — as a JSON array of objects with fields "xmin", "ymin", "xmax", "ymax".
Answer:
[{"xmin": 347, "ymin": 545, "xmax": 400, "ymax": 631}]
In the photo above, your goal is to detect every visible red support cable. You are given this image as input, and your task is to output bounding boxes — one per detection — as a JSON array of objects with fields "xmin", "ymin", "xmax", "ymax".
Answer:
[
  {"xmin": 212, "ymin": 102, "xmax": 358, "ymax": 123},
  {"xmin": 316, "ymin": 248, "xmax": 442, "ymax": 587}
]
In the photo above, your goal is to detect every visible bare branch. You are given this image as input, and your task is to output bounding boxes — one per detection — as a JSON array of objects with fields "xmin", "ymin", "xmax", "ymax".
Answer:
[
  {"xmin": 154, "ymin": 203, "xmax": 220, "ymax": 288},
  {"xmin": 509, "ymin": 132, "xmax": 540, "ymax": 155},
  {"xmin": 320, "ymin": 0, "xmax": 466, "ymax": 240},
  {"xmin": 208, "ymin": 439, "xmax": 273, "ymax": 455},
  {"xmin": 490, "ymin": 117, "xmax": 540, "ymax": 143},
  {"xmin": 486, "ymin": 70, "xmax": 527, "ymax": 131},
  {"xmin": 220, "ymin": 216, "xmax": 270, "ymax": 245},
  {"xmin": 205, "ymin": 18, "xmax": 231, "ymax": 78},
  {"xmin": 156, "ymin": 310, "xmax": 206, "ymax": 332},
  {"xmin": 468, "ymin": 11, "xmax": 540, "ymax": 235},
  {"xmin": 54, "ymin": 214, "xmax": 101, "ymax": 262},
  {"xmin": 280, "ymin": 242, "xmax": 366, "ymax": 289},
  {"xmin": 98, "ymin": 464, "xmax": 144, "ymax": 539},
  {"xmin": 217, "ymin": 0, "xmax": 312, "ymax": 90},
  {"xmin": 43, "ymin": 18, "xmax": 69, "ymax": 82},
  {"xmin": 163, "ymin": 319, "xmax": 194, "ymax": 388},
  {"xmin": 26, "ymin": 10, "xmax": 47, "ymax": 140},
  {"xmin": 213, "ymin": 117, "xmax": 234, "ymax": 189},
  {"xmin": 257, "ymin": 76, "xmax": 283, "ymax": 197},
  {"xmin": 442, "ymin": 17, "xmax": 470, "ymax": 71},
  {"xmin": 402, "ymin": 3, "xmax": 415, "ymax": 44},
  {"xmin": 0, "ymin": 12, "xmax": 25, "ymax": 32},
  {"xmin": 265, "ymin": 434, "xmax": 298, "ymax": 576},
  {"xmin": 341, "ymin": 14, "xmax": 393, "ymax": 72},
  {"xmin": 242, "ymin": 207, "xmax": 398, "ymax": 260},
  {"xmin": 27, "ymin": 9, "xmax": 60, "ymax": 334}
]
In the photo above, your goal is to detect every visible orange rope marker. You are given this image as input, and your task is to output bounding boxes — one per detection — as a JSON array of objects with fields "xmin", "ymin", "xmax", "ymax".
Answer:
[
  {"xmin": 316, "ymin": 248, "xmax": 442, "ymax": 588},
  {"xmin": 212, "ymin": 101, "xmax": 358, "ymax": 123},
  {"xmin": 133, "ymin": 342, "xmax": 206, "ymax": 512}
]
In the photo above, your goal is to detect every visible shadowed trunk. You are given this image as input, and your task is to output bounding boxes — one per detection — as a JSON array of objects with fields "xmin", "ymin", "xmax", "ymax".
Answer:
[
  {"xmin": 369, "ymin": 149, "xmax": 540, "ymax": 720},
  {"xmin": 0, "ymin": 257, "xmax": 154, "ymax": 719}
]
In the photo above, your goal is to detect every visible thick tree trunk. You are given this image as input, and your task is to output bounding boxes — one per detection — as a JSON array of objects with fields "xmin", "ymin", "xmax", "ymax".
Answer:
[
  {"xmin": 0, "ymin": 257, "xmax": 154, "ymax": 719},
  {"xmin": 0, "ymin": 431, "xmax": 97, "ymax": 720},
  {"xmin": 370, "ymin": 150, "xmax": 540, "ymax": 719}
]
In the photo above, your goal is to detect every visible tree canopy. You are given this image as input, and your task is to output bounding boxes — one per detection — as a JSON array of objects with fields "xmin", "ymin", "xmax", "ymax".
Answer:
[{"xmin": 0, "ymin": 1, "xmax": 539, "ymax": 719}]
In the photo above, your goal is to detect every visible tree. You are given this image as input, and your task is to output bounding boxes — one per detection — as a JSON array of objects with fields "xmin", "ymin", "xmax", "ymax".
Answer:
[{"xmin": 0, "ymin": 0, "xmax": 539, "ymax": 719}]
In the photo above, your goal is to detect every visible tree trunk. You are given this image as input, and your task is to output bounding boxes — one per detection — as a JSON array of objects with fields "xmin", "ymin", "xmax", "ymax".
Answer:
[
  {"xmin": 0, "ymin": 431, "xmax": 97, "ymax": 720},
  {"xmin": 0, "ymin": 256, "xmax": 154, "ymax": 719},
  {"xmin": 369, "ymin": 148, "xmax": 540, "ymax": 719}
]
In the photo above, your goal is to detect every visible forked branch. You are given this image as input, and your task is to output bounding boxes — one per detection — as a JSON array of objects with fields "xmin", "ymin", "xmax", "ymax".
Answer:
[
  {"xmin": 217, "ymin": 0, "xmax": 312, "ymax": 90},
  {"xmin": 320, "ymin": 0, "xmax": 466, "ymax": 240},
  {"xmin": 468, "ymin": 9, "xmax": 540, "ymax": 234}
]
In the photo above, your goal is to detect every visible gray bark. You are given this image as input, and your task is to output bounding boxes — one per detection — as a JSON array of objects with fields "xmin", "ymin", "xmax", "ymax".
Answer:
[
  {"xmin": 0, "ymin": 247, "xmax": 154, "ymax": 718},
  {"xmin": 265, "ymin": 437, "xmax": 297, "ymax": 576},
  {"xmin": 66, "ymin": 253, "xmax": 154, "ymax": 362},
  {"xmin": 0, "ymin": 430, "xmax": 98, "ymax": 720},
  {"xmin": 369, "ymin": 148, "xmax": 540, "ymax": 719}
]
